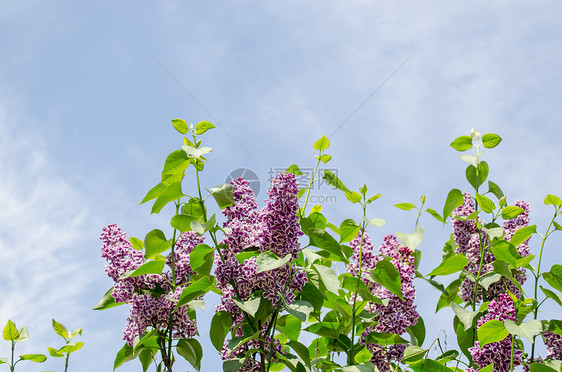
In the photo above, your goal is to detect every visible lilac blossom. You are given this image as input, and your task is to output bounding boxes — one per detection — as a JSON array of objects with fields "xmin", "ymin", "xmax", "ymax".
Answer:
[
  {"xmin": 543, "ymin": 320, "xmax": 562, "ymax": 360},
  {"xmin": 101, "ymin": 225, "xmax": 201, "ymax": 345},
  {"xmin": 452, "ymin": 194, "xmax": 531, "ymax": 303},
  {"xmin": 468, "ymin": 294, "xmax": 523, "ymax": 371},
  {"xmin": 347, "ymin": 230, "xmax": 419, "ymax": 371},
  {"xmin": 214, "ymin": 174, "xmax": 307, "ymax": 368}
]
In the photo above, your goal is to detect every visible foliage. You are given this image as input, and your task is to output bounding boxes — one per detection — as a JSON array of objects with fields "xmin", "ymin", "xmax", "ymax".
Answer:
[{"xmin": 95, "ymin": 122, "xmax": 562, "ymax": 372}]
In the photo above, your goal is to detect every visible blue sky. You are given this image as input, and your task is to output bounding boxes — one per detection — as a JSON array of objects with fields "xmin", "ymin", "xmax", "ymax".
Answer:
[{"xmin": 1, "ymin": 1, "xmax": 561, "ymax": 371}]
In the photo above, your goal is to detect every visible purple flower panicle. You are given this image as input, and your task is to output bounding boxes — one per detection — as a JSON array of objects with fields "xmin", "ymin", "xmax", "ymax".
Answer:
[
  {"xmin": 101, "ymin": 224, "xmax": 201, "ymax": 345},
  {"xmin": 214, "ymin": 174, "xmax": 306, "ymax": 369},
  {"xmin": 468, "ymin": 294, "xmax": 523, "ymax": 372},
  {"xmin": 452, "ymin": 195, "xmax": 531, "ymax": 303},
  {"xmin": 347, "ymin": 230, "xmax": 419, "ymax": 371}
]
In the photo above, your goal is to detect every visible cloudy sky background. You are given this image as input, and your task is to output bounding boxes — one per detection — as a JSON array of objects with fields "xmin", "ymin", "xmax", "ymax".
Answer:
[{"xmin": 1, "ymin": 1, "xmax": 561, "ymax": 371}]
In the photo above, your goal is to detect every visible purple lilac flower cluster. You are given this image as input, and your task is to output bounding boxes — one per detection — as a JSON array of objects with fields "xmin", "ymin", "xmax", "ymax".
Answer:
[
  {"xmin": 543, "ymin": 320, "xmax": 562, "ymax": 361},
  {"xmin": 346, "ymin": 231, "xmax": 419, "ymax": 372},
  {"xmin": 452, "ymin": 194, "xmax": 531, "ymax": 303},
  {"xmin": 467, "ymin": 294, "xmax": 523, "ymax": 372},
  {"xmin": 101, "ymin": 224, "xmax": 202, "ymax": 345},
  {"xmin": 214, "ymin": 174, "xmax": 307, "ymax": 368}
]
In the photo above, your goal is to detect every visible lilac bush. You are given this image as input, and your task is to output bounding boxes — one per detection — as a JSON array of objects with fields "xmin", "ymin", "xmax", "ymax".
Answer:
[{"xmin": 93, "ymin": 122, "xmax": 562, "ymax": 372}]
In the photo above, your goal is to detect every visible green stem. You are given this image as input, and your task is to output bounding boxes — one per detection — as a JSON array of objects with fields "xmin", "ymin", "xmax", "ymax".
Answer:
[
  {"xmin": 530, "ymin": 206, "xmax": 559, "ymax": 361},
  {"xmin": 301, "ymin": 152, "xmax": 322, "ymax": 218},
  {"xmin": 349, "ymin": 197, "xmax": 367, "ymax": 366},
  {"xmin": 10, "ymin": 340, "xmax": 15, "ymax": 372},
  {"xmin": 65, "ymin": 354, "xmax": 69, "ymax": 372}
]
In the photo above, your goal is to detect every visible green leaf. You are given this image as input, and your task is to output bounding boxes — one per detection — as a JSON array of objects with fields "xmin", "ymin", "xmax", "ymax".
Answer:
[
  {"xmin": 151, "ymin": 182, "xmax": 183, "ymax": 214},
  {"xmin": 478, "ymin": 319, "xmax": 509, "ymax": 348},
  {"xmin": 394, "ymin": 203, "xmax": 416, "ymax": 211},
  {"xmin": 176, "ymin": 276, "xmax": 214, "ymax": 308},
  {"xmin": 313, "ymin": 264, "xmax": 340, "ymax": 295},
  {"xmin": 288, "ymin": 340, "xmax": 311, "ymax": 368},
  {"xmin": 426, "ymin": 208, "xmax": 445, "ymax": 223},
  {"xmin": 140, "ymin": 183, "xmax": 166, "ymax": 204},
  {"xmin": 162, "ymin": 149, "xmax": 189, "ymax": 176},
  {"xmin": 286, "ymin": 164, "xmax": 303, "ymax": 176},
  {"xmin": 195, "ymin": 120, "xmax": 215, "ymax": 135},
  {"xmin": 232, "ymin": 295, "xmax": 261, "ymax": 317},
  {"xmin": 406, "ymin": 315, "xmax": 426, "ymax": 346},
  {"xmin": 367, "ymin": 194, "xmax": 381, "ymax": 203},
  {"xmin": 492, "ymin": 260, "xmax": 522, "ymax": 292},
  {"xmin": 530, "ymin": 363, "xmax": 558, "ymax": 372},
  {"xmin": 316, "ymin": 154, "xmax": 332, "ymax": 164},
  {"xmin": 120, "ymin": 260, "xmax": 165, "ymax": 279},
  {"xmin": 442, "ymin": 189, "xmax": 465, "ymax": 222},
  {"xmin": 113, "ymin": 343, "xmax": 139, "ymax": 370},
  {"xmin": 545, "ymin": 194, "xmax": 562, "ymax": 206},
  {"xmin": 456, "ymin": 321, "xmax": 475, "ymax": 363},
  {"xmin": 544, "ymin": 264, "xmax": 562, "ymax": 292},
  {"xmin": 3, "ymin": 320, "xmax": 19, "ymax": 341},
  {"xmin": 510, "ymin": 225, "xmax": 536, "ymax": 247},
  {"xmin": 410, "ymin": 359, "xmax": 456, "ymax": 372},
  {"xmin": 313, "ymin": 135, "xmax": 330, "ymax": 151},
  {"xmin": 323, "ymin": 170, "xmax": 348, "ymax": 193},
  {"xmin": 363, "ymin": 216, "xmax": 386, "ymax": 227},
  {"xmin": 540, "ymin": 286, "xmax": 562, "ymax": 307},
  {"xmin": 59, "ymin": 342, "xmax": 84, "ymax": 354},
  {"xmin": 171, "ymin": 118, "xmax": 188, "ymax": 134},
  {"xmin": 488, "ymin": 181, "xmax": 504, "ymax": 199},
  {"xmin": 304, "ymin": 322, "xmax": 342, "ymax": 339},
  {"xmin": 340, "ymin": 363, "xmax": 378, "ymax": 372},
  {"xmin": 48, "ymin": 347, "xmax": 64, "ymax": 357},
  {"xmin": 490, "ymin": 240, "xmax": 517, "ymax": 267},
  {"xmin": 308, "ymin": 229, "xmax": 345, "ymax": 260},
  {"xmin": 256, "ymin": 252, "xmax": 292, "ymax": 273},
  {"xmin": 502, "ymin": 206, "xmax": 526, "ymax": 219},
  {"xmin": 144, "ymin": 229, "xmax": 171, "ymax": 259},
  {"xmin": 283, "ymin": 300, "xmax": 313, "ymax": 323},
  {"xmin": 359, "ymin": 184, "xmax": 367, "ymax": 195},
  {"xmin": 371, "ymin": 260, "xmax": 403, "ymax": 300},
  {"xmin": 189, "ymin": 244, "xmax": 215, "ymax": 276},
  {"xmin": 450, "ymin": 135, "xmax": 473, "ymax": 151},
  {"xmin": 450, "ymin": 302, "xmax": 479, "ymax": 331},
  {"xmin": 466, "ymin": 161, "xmax": 489, "ymax": 191},
  {"xmin": 176, "ymin": 338, "xmax": 203, "ymax": 371},
  {"xmin": 277, "ymin": 314, "xmax": 301, "ymax": 341},
  {"xmin": 170, "ymin": 214, "xmax": 197, "ymax": 232},
  {"xmin": 503, "ymin": 319, "xmax": 542, "ymax": 343},
  {"xmin": 480, "ymin": 364, "xmax": 494, "ymax": 372},
  {"xmin": 52, "ymin": 319, "xmax": 68, "ymax": 340},
  {"xmin": 129, "ymin": 237, "xmax": 144, "ymax": 251},
  {"xmin": 475, "ymin": 192, "xmax": 495, "ymax": 213},
  {"xmin": 344, "ymin": 190, "xmax": 362, "ymax": 203},
  {"xmin": 300, "ymin": 282, "xmax": 324, "ymax": 313},
  {"xmin": 182, "ymin": 145, "xmax": 212, "ymax": 159},
  {"xmin": 93, "ymin": 287, "xmax": 125, "ymax": 310},
  {"xmin": 481, "ymin": 133, "xmax": 502, "ymax": 148},
  {"xmin": 395, "ymin": 226, "xmax": 424, "ymax": 250},
  {"xmin": 210, "ymin": 183, "xmax": 234, "ymax": 209},
  {"xmin": 428, "ymin": 254, "xmax": 468, "ymax": 277},
  {"xmin": 402, "ymin": 346, "xmax": 427, "ymax": 364},
  {"xmin": 353, "ymin": 345, "xmax": 373, "ymax": 364},
  {"xmin": 339, "ymin": 219, "xmax": 360, "ymax": 243},
  {"xmin": 210, "ymin": 311, "xmax": 233, "ymax": 351},
  {"xmin": 19, "ymin": 354, "xmax": 47, "ymax": 363},
  {"xmin": 435, "ymin": 350, "xmax": 459, "ymax": 364}
]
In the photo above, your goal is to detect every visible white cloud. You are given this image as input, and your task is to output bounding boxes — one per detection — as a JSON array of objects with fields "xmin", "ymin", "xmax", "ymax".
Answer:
[{"xmin": 0, "ymin": 102, "xmax": 92, "ymax": 367}]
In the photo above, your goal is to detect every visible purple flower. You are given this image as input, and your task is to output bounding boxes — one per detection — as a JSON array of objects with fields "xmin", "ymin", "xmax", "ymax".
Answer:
[
  {"xmin": 468, "ymin": 294, "xmax": 523, "ymax": 371},
  {"xmin": 543, "ymin": 320, "xmax": 562, "ymax": 360},
  {"xmin": 348, "ymin": 231, "xmax": 419, "ymax": 371},
  {"xmin": 215, "ymin": 174, "xmax": 306, "ymax": 366},
  {"xmin": 452, "ymin": 195, "xmax": 531, "ymax": 303},
  {"xmin": 101, "ymin": 225, "xmax": 201, "ymax": 345}
]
